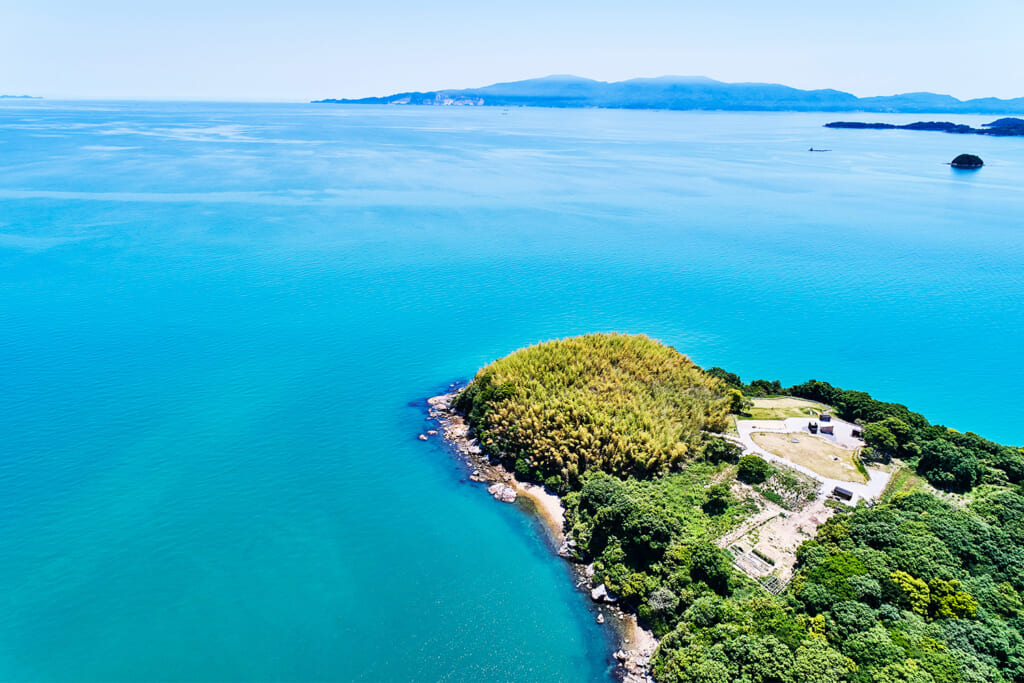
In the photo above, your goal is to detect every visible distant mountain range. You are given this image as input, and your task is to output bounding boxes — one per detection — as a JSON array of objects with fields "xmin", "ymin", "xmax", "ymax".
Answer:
[{"xmin": 313, "ymin": 75, "xmax": 1024, "ymax": 114}]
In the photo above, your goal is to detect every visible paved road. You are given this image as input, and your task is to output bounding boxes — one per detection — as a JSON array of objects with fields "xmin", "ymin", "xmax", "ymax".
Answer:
[{"xmin": 734, "ymin": 416, "xmax": 890, "ymax": 504}]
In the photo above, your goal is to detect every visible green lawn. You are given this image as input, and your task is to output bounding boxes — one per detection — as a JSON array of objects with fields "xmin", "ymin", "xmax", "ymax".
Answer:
[
  {"xmin": 881, "ymin": 464, "xmax": 926, "ymax": 501},
  {"xmin": 739, "ymin": 396, "xmax": 831, "ymax": 422}
]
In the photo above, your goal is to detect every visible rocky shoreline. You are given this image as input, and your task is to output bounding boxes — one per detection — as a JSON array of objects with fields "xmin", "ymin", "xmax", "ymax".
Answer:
[{"xmin": 423, "ymin": 388, "xmax": 657, "ymax": 683}]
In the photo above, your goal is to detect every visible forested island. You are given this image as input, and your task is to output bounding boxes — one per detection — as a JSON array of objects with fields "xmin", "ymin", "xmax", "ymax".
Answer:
[
  {"xmin": 826, "ymin": 118, "xmax": 1024, "ymax": 137},
  {"xmin": 437, "ymin": 334, "xmax": 1024, "ymax": 683}
]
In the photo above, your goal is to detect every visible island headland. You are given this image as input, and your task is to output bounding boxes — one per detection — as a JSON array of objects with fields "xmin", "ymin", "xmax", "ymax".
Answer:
[
  {"xmin": 423, "ymin": 333, "xmax": 1024, "ymax": 683},
  {"xmin": 825, "ymin": 117, "xmax": 1024, "ymax": 136}
]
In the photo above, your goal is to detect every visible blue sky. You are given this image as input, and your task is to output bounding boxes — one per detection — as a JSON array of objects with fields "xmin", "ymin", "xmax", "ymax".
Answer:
[{"xmin": 3, "ymin": 0, "xmax": 1023, "ymax": 101}]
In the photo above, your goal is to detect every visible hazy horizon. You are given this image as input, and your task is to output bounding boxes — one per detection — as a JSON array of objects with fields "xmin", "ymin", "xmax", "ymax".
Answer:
[{"xmin": 4, "ymin": 0, "xmax": 1023, "ymax": 102}]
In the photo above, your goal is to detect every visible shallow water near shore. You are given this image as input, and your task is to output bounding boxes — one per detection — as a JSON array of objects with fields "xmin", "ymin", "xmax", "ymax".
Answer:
[{"xmin": 1, "ymin": 101, "xmax": 1023, "ymax": 681}]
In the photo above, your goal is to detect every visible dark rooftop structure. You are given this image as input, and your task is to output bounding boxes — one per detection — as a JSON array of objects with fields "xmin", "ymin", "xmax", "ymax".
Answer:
[
  {"xmin": 833, "ymin": 486, "xmax": 854, "ymax": 501},
  {"xmin": 820, "ymin": 425, "xmax": 835, "ymax": 435},
  {"xmin": 819, "ymin": 413, "xmax": 832, "ymax": 422},
  {"xmin": 808, "ymin": 422, "xmax": 818, "ymax": 434}
]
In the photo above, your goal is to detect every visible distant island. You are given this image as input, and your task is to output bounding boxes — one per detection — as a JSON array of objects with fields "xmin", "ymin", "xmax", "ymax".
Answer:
[
  {"xmin": 314, "ymin": 75, "xmax": 1024, "ymax": 114},
  {"xmin": 0, "ymin": 94, "xmax": 40, "ymax": 99},
  {"xmin": 826, "ymin": 117, "xmax": 1024, "ymax": 136},
  {"xmin": 428, "ymin": 333, "xmax": 1024, "ymax": 683}
]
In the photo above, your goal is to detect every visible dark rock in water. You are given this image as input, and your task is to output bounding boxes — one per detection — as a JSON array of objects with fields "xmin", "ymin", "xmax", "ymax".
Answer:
[{"xmin": 950, "ymin": 154, "xmax": 984, "ymax": 169}]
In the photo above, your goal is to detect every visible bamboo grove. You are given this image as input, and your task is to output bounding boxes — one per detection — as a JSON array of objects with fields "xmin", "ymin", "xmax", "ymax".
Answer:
[{"xmin": 453, "ymin": 334, "xmax": 732, "ymax": 490}]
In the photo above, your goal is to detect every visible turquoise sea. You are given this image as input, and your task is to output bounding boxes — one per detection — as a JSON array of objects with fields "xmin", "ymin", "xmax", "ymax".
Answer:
[{"xmin": 1, "ymin": 101, "xmax": 1022, "ymax": 682}]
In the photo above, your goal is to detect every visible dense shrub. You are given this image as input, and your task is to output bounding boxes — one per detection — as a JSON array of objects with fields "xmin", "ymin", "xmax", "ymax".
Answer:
[
  {"xmin": 703, "ymin": 437, "xmax": 742, "ymax": 464},
  {"xmin": 737, "ymin": 455, "xmax": 772, "ymax": 484},
  {"xmin": 702, "ymin": 483, "xmax": 732, "ymax": 516}
]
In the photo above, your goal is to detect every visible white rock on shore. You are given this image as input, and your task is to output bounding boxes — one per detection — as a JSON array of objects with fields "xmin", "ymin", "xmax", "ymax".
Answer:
[
  {"xmin": 590, "ymin": 583, "xmax": 617, "ymax": 603},
  {"xmin": 487, "ymin": 483, "xmax": 517, "ymax": 503}
]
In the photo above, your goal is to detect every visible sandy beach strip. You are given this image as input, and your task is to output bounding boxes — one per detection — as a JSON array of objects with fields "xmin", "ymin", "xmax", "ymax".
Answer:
[{"xmin": 515, "ymin": 482, "xmax": 566, "ymax": 543}]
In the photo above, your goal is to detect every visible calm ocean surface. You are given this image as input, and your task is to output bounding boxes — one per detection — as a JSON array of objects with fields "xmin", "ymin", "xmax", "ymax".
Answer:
[{"xmin": 1, "ymin": 101, "xmax": 1022, "ymax": 681}]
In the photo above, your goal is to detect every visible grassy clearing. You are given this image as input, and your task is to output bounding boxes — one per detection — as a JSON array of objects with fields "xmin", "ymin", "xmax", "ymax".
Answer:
[
  {"xmin": 740, "ymin": 397, "xmax": 829, "ymax": 422},
  {"xmin": 881, "ymin": 464, "xmax": 926, "ymax": 501},
  {"xmin": 641, "ymin": 462, "xmax": 758, "ymax": 539},
  {"xmin": 854, "ymin": 452, "xmax": 869, "ymax": 478},
  {"xmin": 752, "ymin": 431, "xmax": 867, "ymax": 483}
]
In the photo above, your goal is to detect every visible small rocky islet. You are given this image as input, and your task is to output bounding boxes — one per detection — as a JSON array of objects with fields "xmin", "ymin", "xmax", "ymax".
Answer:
[{"xmin": 950, "ymin": 153, "xmax": 984, "ymax": 169}]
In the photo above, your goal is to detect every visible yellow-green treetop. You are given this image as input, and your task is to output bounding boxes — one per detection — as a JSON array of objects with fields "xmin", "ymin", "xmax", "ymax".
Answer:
[{"xmin": 453, "ymin": 333, "xmax": 731, "ymax": 488}]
